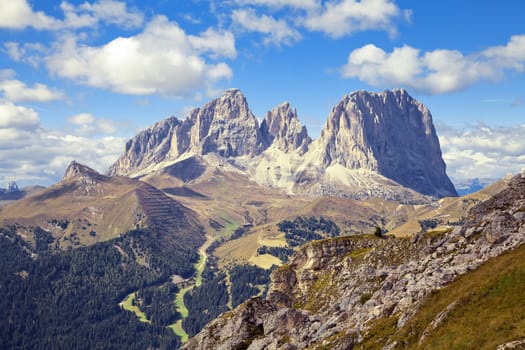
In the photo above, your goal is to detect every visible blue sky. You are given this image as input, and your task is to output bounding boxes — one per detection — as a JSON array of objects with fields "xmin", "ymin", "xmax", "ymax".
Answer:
[{"xmin": 0, "ymin": 0, "xmax": 524, "ymax": 187}]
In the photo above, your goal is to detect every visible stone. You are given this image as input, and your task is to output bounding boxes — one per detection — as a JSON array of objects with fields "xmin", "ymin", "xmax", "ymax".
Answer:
[{"xmin": 108, "ymin": 88, "xmax": 457, "ymax": 200}]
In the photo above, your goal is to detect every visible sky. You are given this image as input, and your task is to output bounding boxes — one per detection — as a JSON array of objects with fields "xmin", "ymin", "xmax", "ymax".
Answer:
[{"xmin": 0, "ymin": 0, "xmax": 524, "ymax": 188}]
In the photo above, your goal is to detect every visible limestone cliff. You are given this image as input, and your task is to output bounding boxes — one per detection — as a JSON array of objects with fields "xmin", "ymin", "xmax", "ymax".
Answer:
[
  {"xmin": 309, "ymin": 89, "xmax": 456, "ymax": 197},
  {"xmin": 108, "ymin": 117, "xmax": 182, "ymax": 176},
  {"xmin": 109, "ymin": 89, "xmax": 456, "ymax": 199},
  {"xmin": 260, "ymin": 102, "xmax": 311, "ymax": 154}
]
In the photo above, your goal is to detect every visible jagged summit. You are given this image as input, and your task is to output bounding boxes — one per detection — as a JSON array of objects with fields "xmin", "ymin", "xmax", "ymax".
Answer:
[
  {"xmin": 261, "ymin": 102, "xmax": 311, "ymax": 154},
  {"xmin": 64, "ymin": 161, "xmax": 101, "ymax": 180},
  {"xmin": 188, "ymin": 88, "xmax": 266, "ymax": 157},
  {"xmin": 109, "ymin": 88, "xmax": 457, "ymax": 199},
  {"xmin": 6, "ymin": 181, "xmax": 19, "ymax": 192},
  {"xmin": 312, "ymin": 89, "xmax": 456, "ymax": 197}
]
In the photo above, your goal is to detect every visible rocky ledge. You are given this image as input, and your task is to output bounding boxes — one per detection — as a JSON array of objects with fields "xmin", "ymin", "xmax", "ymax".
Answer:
[{"xmin": 183, "ymin": 173, "xmax": 525, "ymax": 349}]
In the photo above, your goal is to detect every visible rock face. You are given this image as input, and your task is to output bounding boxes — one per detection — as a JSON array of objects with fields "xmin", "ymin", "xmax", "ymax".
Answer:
[
  {"xmin": 109, "ymin": 89, "xmax": 267, "ymax": 176},
  {"xmin": 183, "ymin": 174, "xmax": 525, "ymax": 350},
  {"xmin": 108, "ymin": 117, "xmax": 182, "ymax": 176},
  {"xmin": 188, "ymin": 88, "xmax": 267, "ymax": 157},
  {"xmin": 260, "ymin": 102, "xmax": 311, "ymax": 154},
  {"xmin": 64, "ymin": 160, "xmax": 102, "ymax": 180},
  {"xmin": 311, "ymin": 89, "xmax": 456, "ymax": 197},
  {"xmin": 109, "ymin": 89, "xmax": 456, "ymax": 198}
]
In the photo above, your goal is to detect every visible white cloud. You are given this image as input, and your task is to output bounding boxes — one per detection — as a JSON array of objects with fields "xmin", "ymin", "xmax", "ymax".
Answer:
[
  {"xmin": 0, "ymin": 0, "xmax": 143, "ymax": 31},
  {"xmin": 341, "ymin": 35, "xmax": 525, "ymax": 94},
  {"xmin": 232, "ymin": 8, "xmax": 301, "ymax": 46},
  {"xmin": 45, "ymin": 16, "xmax": 235, "ymax": 96},
  {"xmin": 0, "ymin": 0, "xmax": 58, "ymax": 30},
  {"xmin": 234, "ymin": 0, "xmax": 319, "ymax": 10},
  {"xmin": 0, "ymin": 101, "xmax": 124, "ymax": 185},
  {"xmin": 76, "ymin": 0, "xmax": 144, "ymax": 29},
  {"xmin": 189, "ymin": 28, "xmax": 238, "ymax": 58},
  {"xmin": 483, "ymin": 34, "xmax": 525, "ymax": 70},
  {"xmin": 67, "ymin": 113, "xmax": 118, "ymax": 135},
  {"xmin": 0, "ymin": 79, "xmax": 64, "ymax": 103},
  {"xmin": 4, "ymin": 42, "xmax": 47, "ymax": 67},
  {"xmin": 68, "ymin": 113, "xmax": 96, "ymax": 125},
  {"xmin": 303, "ymin": 0, "xmax": 404, "ymax": 38},
  {"xmin": 439, "ymin": 124, "xmax": 525, "ymax": 183},
  {"xmin": 0, "ymin": 100, "xmax": 40, "ymax": 129}
]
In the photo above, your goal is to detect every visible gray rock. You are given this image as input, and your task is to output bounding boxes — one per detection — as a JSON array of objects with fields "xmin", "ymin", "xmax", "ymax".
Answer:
[
  {"xmin": 260, "ymin": 102, "xmax": 311, "ymax": 154},
  {"xmin": 109, "ymin": 88, "xmax": 456, "ymax": 200},
  {"xmin": 183, "ymin": 175, "xmax": 525, "ymax": 349},
  {"xmin": 310, "ymin": 89, "xmax": 457, "ymax": 197}
]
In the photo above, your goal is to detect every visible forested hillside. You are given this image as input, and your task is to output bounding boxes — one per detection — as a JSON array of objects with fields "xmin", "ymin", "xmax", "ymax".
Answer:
[{"xmin": 0, "ymin": 226, "xmax": 200, "ymax": 349}]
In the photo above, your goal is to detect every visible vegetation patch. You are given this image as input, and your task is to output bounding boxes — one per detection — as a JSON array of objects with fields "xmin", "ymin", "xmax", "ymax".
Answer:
[
  {"xmin": 278, "ymin": 216, "xmax": 340, "ymax": 247},
  {"xmin": 357, "ymin": 316, "xmax": 399, "ymax": 350},
  {"xmin": 347, "ymin": 247, "xmax": 373, "ymax": 260},
  {"xmin": 359, "ymin": 292, "xmax": 373, "ymax": 305},
  {"xmin": 358, "ymin": 243, "xmax": 525, "ymax": 349},
  {"xmin": 230, "ymin": 264, "xmax": 271, "ymax": 307},
  {"xmin": 0, "ymin": 228, "xmax": 181, "ymax": 350},
  {"xmin": 257, "ymin": 245, "xmax": 294, "ymax": 262},
  {"xmin": 299, "ymin": 272, "xmax": 337, "ymax": 312},
  {"xmin": 120, "ymin": 293, "xmax": 151, "ymax": 324}
]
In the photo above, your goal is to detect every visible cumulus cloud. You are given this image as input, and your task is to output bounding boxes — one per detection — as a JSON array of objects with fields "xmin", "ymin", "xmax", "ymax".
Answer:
[
  {"xmin": 0, "ymin": 78, "xmax": 64, "ymax": 103},
  {"xmin": 231, "ymin": 0, "xmax": 408, "ymax": 43},
  {"xmin": 341, "ymin": 34, "xmax": 525, "ymax": 94},
  {"xmin": 0, "ymin": 0, "xmax": 57, "ymax": 30},
  {"xmin": 302, "ymin": 0, "xmax": 405, "ymax": 38},
  {"xmin": 73, "ymin": 0, "xmax": 144, "ymax": 29},
  {"xmin": 232, "ymin": 8, "xmax": 301, "ymax": 46},
  {"xmin": 0, "ymin": 101, "xmax": 124, "ymax": 186},
  {"xmin": 234, "ymin": 0, "xmax": 319, "ymax": 10},
  {"xmin": 0, "ymin": 100, "xmax": 40, "ymax": 130},
  {"xmin": 67, "ymin": 113, "xmax": 118, "ymax": 135},
  {"xmin": 45, "ymin": 16, "xmax": 235, "ymax": 96},
  {"xmin": 0, "ymin": 0, "xmax": 143, "ymax": 31},
  {"xmin": 4, "ymin": 42, "xmax": 47, "ymax": 67},
  {"xmin": 438, "ymin": 124, "xmax": 525, "ymax": 183}
]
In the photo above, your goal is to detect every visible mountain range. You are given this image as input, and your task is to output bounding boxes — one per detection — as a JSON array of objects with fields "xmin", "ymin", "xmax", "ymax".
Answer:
[
  {"xmin": 4, "ymin": 88, "xmax": 521, "ymax": 350},
  {"xmin": 109, "ymin": 88, "xmax": 457, "ymax": 200}
]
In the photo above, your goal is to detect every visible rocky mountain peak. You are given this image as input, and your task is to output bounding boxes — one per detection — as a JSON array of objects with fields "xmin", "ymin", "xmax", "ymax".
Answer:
[
  {"xmin": 108, "ymin": 88, "xmax": 456, "ymax": 199},
  {"xmin": 315, "ymin": 89, "xmax": 456, "ymax": 197},
  {"xmin": 188, "ymin": 88, "xmax": 266, "ymax": 157},
  {"xmin": 6, "ymin": 181, "xmax": 19, "ymax": 192},
  {"xmin": 108, "ymin": 116, "xmax": 182, "ymax": 176},
  {"xmin": 261, "ymin": 101, "xmax": 311, "ymax": 154},
  {"xmin": 64, "ymin": 161, "xmax": 101, "ymax": 180}
]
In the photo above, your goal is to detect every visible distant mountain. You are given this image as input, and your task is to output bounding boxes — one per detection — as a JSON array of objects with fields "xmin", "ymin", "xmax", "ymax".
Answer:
[
  {"xmin": 455, "ymin": 177, "xmax": 499, "ymax": 196},
  {"xmin": 0, "ymin": 181, "xmax": 45, "ymax": 201},
  {"xmin": 109, "ymin": 89, "xmax": 457, "ymax": 200},
  {"xmin": 310, "ymin": 89, "xmax": 456, "ymax": 197},
  {"xmin": 0, "ymin": 160, "xmax": 204, "ymax": 250}
]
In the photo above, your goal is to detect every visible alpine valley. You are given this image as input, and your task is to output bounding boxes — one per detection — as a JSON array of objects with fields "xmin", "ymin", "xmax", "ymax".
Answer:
[{"xmin": 1, "ymin": 89, "xmax": 524, "ymax": 350}]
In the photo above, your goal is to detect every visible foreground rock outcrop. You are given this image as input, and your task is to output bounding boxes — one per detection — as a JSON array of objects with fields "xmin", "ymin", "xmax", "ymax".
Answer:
[
  {"xmin": 183, "ymin": 173, "xmax": 525, "ymax": 349},
  {"xmin": 109, "ymin": 89, "xmax": 456, "ymax": 200}
]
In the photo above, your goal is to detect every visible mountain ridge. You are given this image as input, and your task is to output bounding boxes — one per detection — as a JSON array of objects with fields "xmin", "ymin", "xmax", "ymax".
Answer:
[
  {"xmin": 109, "ymin": 88, "xmax": 457, "ymax": 200},
  {"xmin": 182, "ymin": 173, "xmax": 525, "ymax": 350}
]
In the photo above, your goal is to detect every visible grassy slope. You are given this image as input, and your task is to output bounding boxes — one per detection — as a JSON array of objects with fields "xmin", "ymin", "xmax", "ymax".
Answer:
[
  {"xmin": 358, "ymin": 243, "xmax": 525, "ymax": 350},
  {"xmin": 169, "ymin": 237, "xmax": 211, "ymax": 343},
  {"xmin": 119, "ymin": 293, "xmax": 151, "ymax": 324}
]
